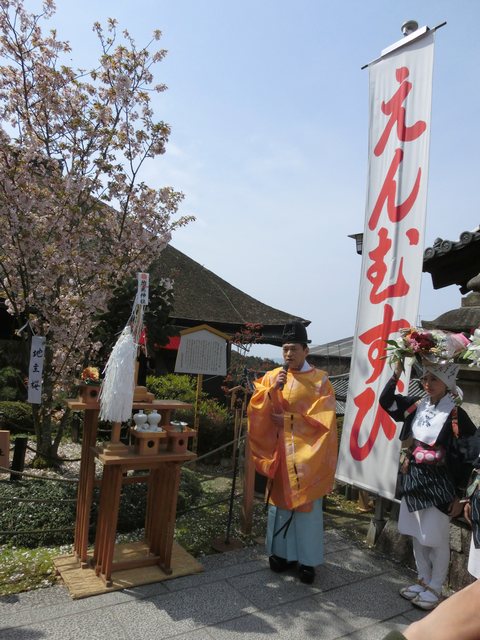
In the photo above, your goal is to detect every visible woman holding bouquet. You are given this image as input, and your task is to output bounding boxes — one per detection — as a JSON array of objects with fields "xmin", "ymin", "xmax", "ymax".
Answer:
[{"xmin": 380, "ymin": 338, "xmax": 477, "ymax": 611}]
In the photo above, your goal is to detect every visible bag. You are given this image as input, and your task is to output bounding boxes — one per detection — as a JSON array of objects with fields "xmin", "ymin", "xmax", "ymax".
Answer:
[{"xmin": 412, "ymin": 444, "xmax": 446, "ymax": 465}]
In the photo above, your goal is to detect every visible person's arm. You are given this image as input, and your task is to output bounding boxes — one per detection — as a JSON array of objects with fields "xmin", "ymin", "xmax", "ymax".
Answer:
[
  {"xmin": 303, "ymin": 373, "xmax": 336, "ymax": 432},
  {"xmin": 378, "ymin": 365, "xmax": 416, "ymax": 423},
  {"xmin": 247, "ymin": 369, "xmax": 285, "ymax": 478},
  {"xmin": 447, "ymin": 412, "xmax": 480, "ymax": 503},
  {"xmin": 456, "ymin": 421, "xmax": 480, "ymax": 465},
  {"xmin": 402, "ymin": 579, "xmax": 480, "ymax": 640},
  {"xmin": 458, "ymin": 408, "xmax": 479, "ymax": 439}
]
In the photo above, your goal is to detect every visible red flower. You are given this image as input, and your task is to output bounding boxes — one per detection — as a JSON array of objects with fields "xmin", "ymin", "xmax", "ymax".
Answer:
[{"xmin": 407, "ymin": 331, "xmax": 435, "ymax": 353}]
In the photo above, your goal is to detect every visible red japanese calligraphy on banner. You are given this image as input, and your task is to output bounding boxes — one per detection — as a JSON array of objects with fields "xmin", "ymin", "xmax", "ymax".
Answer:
[{"xmin": 336, "ymin": 30, "xmax": 436, "ymax": 499}]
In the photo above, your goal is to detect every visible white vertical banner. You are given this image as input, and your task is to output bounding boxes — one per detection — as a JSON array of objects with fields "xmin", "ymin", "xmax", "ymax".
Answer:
[
  {"xmin": 336, "ymin": 30, "xmax": 435, "ymax": 499},
  {"xmin": 28, "ymin": 336, "xmax": 46, "ymax": 404}
]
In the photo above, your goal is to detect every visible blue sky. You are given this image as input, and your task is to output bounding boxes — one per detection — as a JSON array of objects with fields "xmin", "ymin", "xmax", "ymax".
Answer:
[{"xmin": 27, "ymin": 1, "xmax": 480, "ymax": 358}]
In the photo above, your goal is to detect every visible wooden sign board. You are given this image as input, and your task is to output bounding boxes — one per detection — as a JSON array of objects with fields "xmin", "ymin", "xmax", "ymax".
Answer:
[
  {"xmin": 174, "ymin": 325, "xmax": 228, "ymax": 376},
  {"xmin": 0, "ymin": 430, "xmax": 9, "ymax": 471}
]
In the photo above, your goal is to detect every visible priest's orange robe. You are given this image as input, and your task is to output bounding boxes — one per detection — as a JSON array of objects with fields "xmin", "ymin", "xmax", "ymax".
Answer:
[{"xmin": 248, "ymin": 365, "xmax": 337, "ymax": 511}]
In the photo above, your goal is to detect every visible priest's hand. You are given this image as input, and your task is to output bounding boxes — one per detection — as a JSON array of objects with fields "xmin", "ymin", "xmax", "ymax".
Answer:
[
  {"xmin": 271, "ymin": 413, "xmax": 283, "ymax": 427},
  {"xmin": 274, "ymin": 368, "xmax": 287, "ymax": 390}
]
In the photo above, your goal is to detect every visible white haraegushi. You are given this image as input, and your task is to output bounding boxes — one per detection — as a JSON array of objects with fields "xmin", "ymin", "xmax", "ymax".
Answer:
[{"xmin": 99, "ymin": 302, "xmax": 144, "ymax": 423}]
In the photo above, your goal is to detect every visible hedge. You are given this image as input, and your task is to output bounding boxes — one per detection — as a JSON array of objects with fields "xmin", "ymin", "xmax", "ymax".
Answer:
[
  {"xmin": 0, "ymin": 467, "xmax": 203, "ymax": 547},
  {"xmin": 0, "ymin": 401, "xmax": 34, "ymax": 434}
]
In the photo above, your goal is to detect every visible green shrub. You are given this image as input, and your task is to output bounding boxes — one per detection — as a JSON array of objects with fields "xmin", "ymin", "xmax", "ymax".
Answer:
[
  {"xmin": 90, "ymin": 467, "xmax": 203, "ymax": 536},
  {"xmin": 0, "ymin": 479, "xmax": 77, "ymax": 547},
  {"xmin": 0, "ymin": 467, "xmax": 203, "ymax": 547},
  {"xmin": 0, "ymin": 401, "xmax": 34, "ymax": 434},
  {"xmin": 177, "ymin": 466, "xmax": 203, "ymax": 511},
  {"xmin": 146, "ymin": 373, "xmax": 198, "ymax": 404},
  {"xmin": 0, "ymin": 366, "xmax": 26, "ymax": 401},
  {"xmin": 174, "ymin": 399, "xmax": 234, "ymax": 460}
]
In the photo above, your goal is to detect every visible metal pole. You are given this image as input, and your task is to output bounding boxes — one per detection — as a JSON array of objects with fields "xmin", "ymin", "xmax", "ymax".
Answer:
[
  {"xmin": 366, "ymin": 496, "xmax": 387, "ymax": 546},
  {"xmin": 224, "ymin": 395, "xmax": 246, "ymax": 544},
  {"xmin": 212, "ymin": 390, "xmax": 247, "ymax": 551}
]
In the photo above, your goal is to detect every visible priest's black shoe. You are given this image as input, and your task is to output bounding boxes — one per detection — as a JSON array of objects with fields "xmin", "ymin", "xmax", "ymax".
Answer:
[
  {"xmin": 298, "ymin": 564, "xmax": 315, "ymax": 584},
  {"xmin": 269, "ymin": 555, "xmax": 295, "ymax": 573}
]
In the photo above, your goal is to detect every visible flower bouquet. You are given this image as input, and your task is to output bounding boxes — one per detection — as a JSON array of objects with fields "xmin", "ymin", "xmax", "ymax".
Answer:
[
  {"xmin": 80, "ymin": 366, "xmax": 100, "ymax": 385},
  {"xmin": 460, "ymin": 328, "xmax": 480, "ymax": 368},
  {"xmin": 78, "ymin": 366, "xmax": 101, "ymax": 404},
  {"xmin": 385, "ymin": 327, "xmax": 471, "ymax": 368}
]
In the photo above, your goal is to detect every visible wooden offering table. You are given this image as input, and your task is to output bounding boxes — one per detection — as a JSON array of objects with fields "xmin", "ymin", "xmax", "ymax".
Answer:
[
  {"xmin": 65, "ymin": 396, "xmax": 196, "ymax": 589},
  {"xmin": 93, "ymin": 445, "xmax": 195, "ymax": 586}
]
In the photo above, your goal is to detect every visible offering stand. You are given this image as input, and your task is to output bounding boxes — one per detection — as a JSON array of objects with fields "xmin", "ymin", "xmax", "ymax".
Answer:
[{"xmin": 66, "ymin": 393, "xmax": 196, "ymax": 587}]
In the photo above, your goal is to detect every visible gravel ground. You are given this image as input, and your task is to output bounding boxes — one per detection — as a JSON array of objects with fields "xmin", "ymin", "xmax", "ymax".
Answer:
[
  {"xmin": 12, "ymin": 440, "xmax": 89, "ymax": 481},
  {"xmin": 10, "ymin": 440, "xmax": 232, "ymax": 483}
]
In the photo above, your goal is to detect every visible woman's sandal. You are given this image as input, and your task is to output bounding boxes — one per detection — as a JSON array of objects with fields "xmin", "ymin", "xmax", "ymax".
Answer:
[
  {"xmin": 411, "ymin": 585, "xmax": 441, "ymax": 610},
  {"xmin": 399, "ymin": 579, "xmax": 426, "ymax": 601}
]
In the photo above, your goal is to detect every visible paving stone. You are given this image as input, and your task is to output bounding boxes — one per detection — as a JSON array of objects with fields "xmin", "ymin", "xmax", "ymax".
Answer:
[
  {"xmin": 112, "ymin": 579, "xmax": 256, "ymax": 639},
  {"xmin": 0, "ymin": 607, "xmax": 129, "ymax": 640}
]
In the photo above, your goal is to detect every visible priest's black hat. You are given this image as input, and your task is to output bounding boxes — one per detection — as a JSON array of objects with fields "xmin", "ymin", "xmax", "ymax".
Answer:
[{"xmin": 281, "ymin": 322, "xmax": 310, "ymax": 345}]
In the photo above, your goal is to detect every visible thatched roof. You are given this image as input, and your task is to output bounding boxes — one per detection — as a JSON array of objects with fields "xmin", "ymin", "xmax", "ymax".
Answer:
[{"xmin": 151, "ymin": 244, "xmax": 309, "ymax": 344}]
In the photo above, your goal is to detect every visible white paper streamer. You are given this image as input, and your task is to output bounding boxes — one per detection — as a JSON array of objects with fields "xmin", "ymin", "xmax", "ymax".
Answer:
[{"xmin": 99, "ymin": 326, "xmax": 137, "ymax": 423}]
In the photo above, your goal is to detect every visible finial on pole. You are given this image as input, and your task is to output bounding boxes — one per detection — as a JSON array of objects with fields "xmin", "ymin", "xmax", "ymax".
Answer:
[{"xmin": 401, "ymin": 20, "xmax": 419, "ymax": 36}]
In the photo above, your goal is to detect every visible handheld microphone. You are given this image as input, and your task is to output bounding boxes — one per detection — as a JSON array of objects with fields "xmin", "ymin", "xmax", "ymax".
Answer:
[{"xmin": 279, "ymin": 363, "xmax": 289, "ymax": 390}]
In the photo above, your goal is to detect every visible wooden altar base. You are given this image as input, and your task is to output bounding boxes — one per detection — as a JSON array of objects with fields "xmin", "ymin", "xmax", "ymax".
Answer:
[{"xmin": 54, "ymin": 541, "xmax": 203, "ymax": 599}]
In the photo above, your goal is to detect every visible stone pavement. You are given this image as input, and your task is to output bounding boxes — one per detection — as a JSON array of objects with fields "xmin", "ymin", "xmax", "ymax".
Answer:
[{"xmin": 0, "ymin": 527, "xmax": 429, "ymax": 640}]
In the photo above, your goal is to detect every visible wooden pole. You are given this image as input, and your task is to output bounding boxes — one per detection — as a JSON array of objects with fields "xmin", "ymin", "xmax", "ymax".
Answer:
[
  {"xmin": 0, "ymin": 430, "xmax": 10, "ymax": 472},
  {"xmin": 102, "ymin": 421, "xmax": 128, "ymax": 455},
  {"xmin": 111, "ymin": 422, "xmax": 122, "ymax": 444},
  {"xmin": 9, "ymin": 435, "xmax": 26, "ymax": 482},
  {"xmin": 192, "ymin": 373, "xmax": 203, "ymax": 455}
]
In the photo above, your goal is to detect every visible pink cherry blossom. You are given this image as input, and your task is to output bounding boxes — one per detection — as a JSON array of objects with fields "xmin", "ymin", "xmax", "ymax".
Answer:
[{"xmin": 0, "ymin": 1, "xmax": 193, "ymax": 464}]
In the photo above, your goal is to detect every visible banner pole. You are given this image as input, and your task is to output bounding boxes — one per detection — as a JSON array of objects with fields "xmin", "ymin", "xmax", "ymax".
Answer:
[{"xmin": 361, "ymin": 21, "xmax": 446, "ymax": 70}]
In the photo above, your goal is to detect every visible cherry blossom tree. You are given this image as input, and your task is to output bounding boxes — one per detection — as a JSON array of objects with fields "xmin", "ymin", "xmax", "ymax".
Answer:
[{"xmin": 0, "ymin": 0, "xmax": 192, "ymax": 465}]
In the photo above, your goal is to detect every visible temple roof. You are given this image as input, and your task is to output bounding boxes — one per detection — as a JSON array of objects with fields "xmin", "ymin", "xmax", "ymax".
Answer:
[
  {"xmin": 151, "ymin": 244, "xmax": 309, "ymax": 344},
  {"xmin": 327, "ymin": 373, "xmax": 425, "ymax": 416},
  {"xmin": 329, "ymin": 374, "xmax": 349, "ymax": 414},
  {"xmin": 309, "ymin": 336, "xmax": 354, "ymax": 359},
  {"xmin": 423, "ymin": 227, "xmax": 480, "ymax": 293}
]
